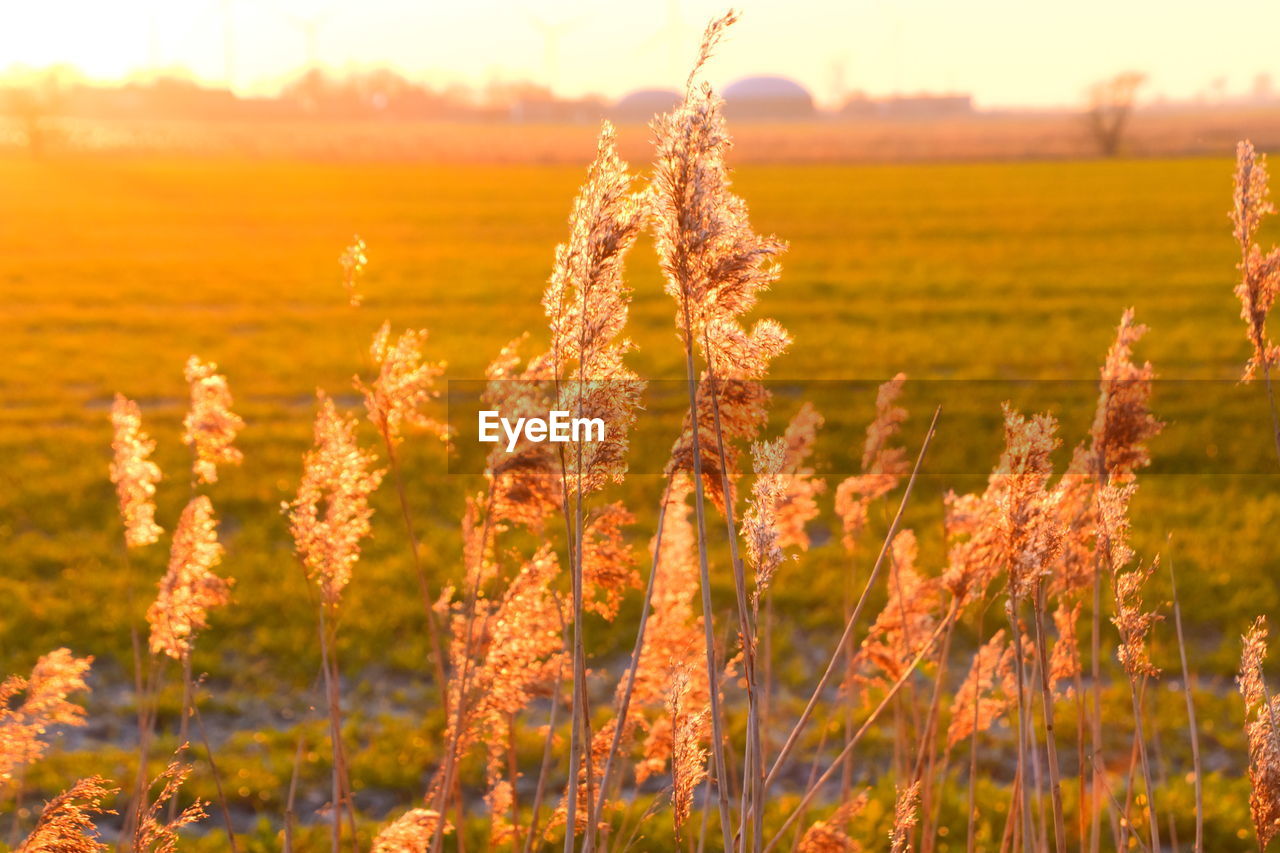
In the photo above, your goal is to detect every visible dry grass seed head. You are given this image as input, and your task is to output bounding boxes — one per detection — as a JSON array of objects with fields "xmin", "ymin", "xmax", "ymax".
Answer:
[
  {"xmin": 1233, "ymin": 141, "xmax": 1280, "ymax": 380},
  {"xmin": 483, "ymin": 338, "xmax": 564, "ymax": 529},
  {"xmin": 358, "ymin": 322, "xmax": 449, "ymax": 447},
  {"xmin": 666, "ymin": 373, "xmax": 771, "ymax": 511},
  {"xmin": 888, "ymin": 782, "xmax": 921, "ymax": 853},
  {"xmin": 650, "ymin": 10, "xmax": 790, "ymax": 384},
  {"xmin": 543, "ymin": 124, "xmax": 647, "ymax": 494},
  {"xmin": 133, "ymin": 758, "xmax": 206, "ymax": 853},
  {"xmin": 0, "ymin": 650, "xmax": 93, "ymax": 783},
  {"xmin": 798, "ymin": 790, "xmax": 870, "ymax": 853},
  {"xmin": 835, "ymin": 374, "xmax": 910, "ymax": 553},
  {"xmin": 17, "ymin": 776, "xmax": 117, "ymax": 853},
  {"xmin": 666, "ymin": 662, "xmax": 711, "ymax": 838},
  {"xmin": 109, "ymin": 395, "xmax": 163, "ymax": 548},
  {"xmin": 744, "ymin": 436, "xmax": 788, "ymax": 603},
  {"xmin": 285, "ymin": 391, "xmax": 384, "ymax": 608},
  {"xmin": 947, "ymin": 629, "xmax": 1016, "ymax": 748},
  {"xmin": 1086, "ymin": 309, "xmax": 1162, "ymax": 482},
  {"xmin": 371, "ymin": 808, "xmax": 452, "ymax": 852},
  {"xmin": 774, "ymin": 403, "xmax": 827, "ymax": 550},
  {"xmin": 581, "ymin": 501, "xmax": 640, "ymax": 620},
  {"xmin": 181, "ymin": 356, "xmax": 244, "ymax": 485},
  {"xmin": 994, "ymin": 405, "xmax": 1065, "ymax": 599},
  {"xmin": 1240, "ymin": 616, "xmax": 1280, "ymax": 849},
  {"xmin": 1113, "ymin": 554, "xmax": 1162, "ymax": 680},
  {"xmin": 147, "ymin": 495, "xmax": 232, "ymax": 661}
]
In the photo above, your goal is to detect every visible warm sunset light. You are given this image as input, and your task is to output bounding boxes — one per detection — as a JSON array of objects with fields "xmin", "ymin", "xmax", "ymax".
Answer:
[
  {"xmin": 7, "ymin": 3, "xmax": 1280, "ymax": 851},
  {"xmin": 4, "ymin": 0, "xmax": 1279, "ymax": 105}
]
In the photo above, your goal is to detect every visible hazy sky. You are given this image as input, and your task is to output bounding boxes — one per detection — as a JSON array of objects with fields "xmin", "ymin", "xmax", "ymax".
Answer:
[{"xmin": 5, "ymin": 0, "xmax": 1279, "ymax": 107}]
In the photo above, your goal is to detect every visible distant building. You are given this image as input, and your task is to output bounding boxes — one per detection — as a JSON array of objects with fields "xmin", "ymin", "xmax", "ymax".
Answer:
[
  {"xmin": 723, "ymin": 76, "xmax": 815, "ymax": 120},
  {"xmin": 612, "ymin": 88, "xmax": 682, "ymax": 123},
  {"xmin": 841, "ymin": 93, "xmax": 973, "ymax": 119}
]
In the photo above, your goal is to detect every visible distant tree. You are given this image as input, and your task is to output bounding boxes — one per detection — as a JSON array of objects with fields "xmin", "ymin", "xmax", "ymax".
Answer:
[{"xmin": 1087, "ymin": 71, "xmax": 1146, "ymax": 157}]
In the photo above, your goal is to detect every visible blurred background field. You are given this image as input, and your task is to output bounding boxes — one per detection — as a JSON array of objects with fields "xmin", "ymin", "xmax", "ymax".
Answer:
[{"xmin": 3, "ymin": 143, "xmax": 1280, "ymax": 844}]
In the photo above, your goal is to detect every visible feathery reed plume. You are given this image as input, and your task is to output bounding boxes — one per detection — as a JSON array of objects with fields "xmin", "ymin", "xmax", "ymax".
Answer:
[
  {"xmin": 941, "ymin": 403, "xmax": 1064, "ymax": 608},
  {"xmin": 538, "ymin": 122, "xmax": 645, "ymax": 848},
  {"xmin": 631, "ymin": 477, "xmax": 705, "ymax": 710},
  {"xmin": 109, "ymin": 395, "xmax": 163, "ymax": 548},
  {"xmin": 581, "ymin": 502, "xmax": 639, "ymax": 621},
  {"xmin": 356, "ymin": 321, "xmax": 452, "ymax": 713},
  {"xmin": 358, "ymin": 322, "xmax": 449, "ymax": 447},
  {"xmin": 852, "ymin": 530, "xmax": 940, "ymax": 690},
  {"xmin": 775, "ymin": 402, "xmax": 826, "ymax": 550},
  {"xmin": 286, "ymin": 391, "xmax": 382, "ymax": 850},
  {"xmin": 651, "ymin": 12, "xmax": 787, "ymax": 382},
  {"xmin": 436, "ymin": 547, "xmax": 565, "ymax": 816},
  {"xmin": 1113, "ymin": 555, "xmax": 1162, "ymax": 681},
  {"xmin": 666, "ymin": 373, "xmax": 772, "ymax": 510},
  {"xmin": 17, "ymin": 776, "xmax": 117, "ymax": 853},
  {"xmin": 946, "ymin": 630, "xmax": 1016, "ymax": 748},
  {"xmin": 1240, "ymin": 616, "xmax": 1280, "ymax": 850},
  {"xmin": 1098, "ymin": 480, "xmax": 1162, "ymax": 849},
  {"xmin": 995, "ymin": 405, "xmax": 1064, "ymax": 600},
  {"xmin": 542, "ymin": 122, "xmax": 645, "ymax": 496},
  {"xmin": 1077, "ymin": 307, "xmax": 1161, "ymax": 853},
  {"xmin": 1233, "ymin": 141, "xmax": 1280, "ymax": 381},
  {"xmin": 835, "ymin": 374, "xmax": 909, "ymax": 553},
  {"xmin": 744, "ymin": 437, "xmax": 787, "ymax": 603},
  {"xmin": 626, "ymin": 477, "xmax": 712, "ymax": 791},
  {"xmin": 181, "ymin": 356, "xmax": 244, "ymax": 485},
  {"xmin": 797, "ymin": 791, "xmax": 869, "ymax": 853},
  {"xmin": 1084, "ymin": 309, "xmax": 1162, "ymax": 484},
  {"xmin": 483, "ymin": 338, "xmax": 563, "ymax": 530},
  {"xmin": 650, "ymin": 14, "xmax": 788, "ymax": 844},
  {"xmin": 340, "ymin": 237, "xmax": 367, "ymax": 307},
  {"xmin": 652, "ymin": 8, "xmax": 789, "ymax": 502},
  {"xmin": 1049, "ymin": 601, "xmax": 1082, "ymax": 697},
  {"xmin": 552, "ymin": 716, "xmax": 638, "ymax": 840},
  {"xmin": 888, "ymin": 782, "xmax": 921, "ymax": 853},
  {"xmin": 940, "ymin": 490, "xmax": 1004, "ymax": 609},
  {"xmin": 543, "ymin": 123, "xmax": 640, "ymax": 373},
  {"xmin": 286, "ymin": 391, "xmax": 384, "ymax": 607},
  {"xmin": 0, "ymin": 650, "xmax": 92, "ymax": 783},
  {"xmin": 372, "ymin": 809, "xmax": 451, "ymax": 852},
  {"xmin": 990, "ymin": 405, "xmax": 1067, "ymax": 850},
  {"xmin": 134, "ymin": 757, "xmax": 206, "ymax": 852},
  {"xmin": 667, "ymin": 663, "xmax": 711, "ymax": 839},
  {"xmin": 146, "ymin": 496, "xmax": 231, "ymax": 661}
]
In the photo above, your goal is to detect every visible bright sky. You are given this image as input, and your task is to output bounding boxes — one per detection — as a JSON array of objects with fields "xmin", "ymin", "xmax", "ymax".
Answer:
[{"xmin": 3, "ymin": 0, "xmax": 1279, "ymax": 107}]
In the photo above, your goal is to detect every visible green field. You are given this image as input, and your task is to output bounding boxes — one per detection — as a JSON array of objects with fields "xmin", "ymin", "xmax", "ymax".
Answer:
[{"xmin": 1, "ymin": 152, "xmax": 1276, "ymax": 847}]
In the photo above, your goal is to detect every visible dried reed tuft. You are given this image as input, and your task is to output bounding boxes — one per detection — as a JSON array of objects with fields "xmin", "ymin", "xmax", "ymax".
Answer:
[
  {"xmin": 109, "ymin": 394, "xmax": 163, "ymax": 548},
  {"xmin": 0, "ymin": 650, "xmax": 92, "ymax": 783},
  {"xmin": 181, "ymin": 356, "xmax": 244, "ymax": 485},
  {"xmin": 286, "ymin": 391, "xmax": 384, "ymax": 607},
  {"xmin": 797, "ymin": 791, "xmax": 869, "ymax": 853},
  {"xmin": 147, "ymin": 495, "xmax": 231, "ymax": 661},
  {"xmin": 1239, "ymin": 616, "xmax": 1280, "ymax": 850},
  {"xmin": 1233, "ymin": 141, "xmax": 1280, "ymax": 381},
  {"xmin": 17, "ymin": 776, "xmax": 117, "ymax": 853},
  {"xmin": 133, "ymin": 757, "xmax": 207, "ymax": 853},
  {"xmin": 888, "ymin": 782, "xmax": 921, "ymax": 853},
  {"xmin": 372, "ymin": 808, "xmax": 451, "ymax": 852},
  {"xmin": 835, "ymin": 374, "xmax": 910, "ymax": 553},
  {"xmin": 358, "ymin": 322, "xmax": 449, "ymax": 448}
]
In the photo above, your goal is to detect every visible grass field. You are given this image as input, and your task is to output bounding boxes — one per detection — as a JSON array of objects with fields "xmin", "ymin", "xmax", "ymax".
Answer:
[{"xmin": 2, "ymin": 151, "xmax": 1278, "ymax": 847}]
